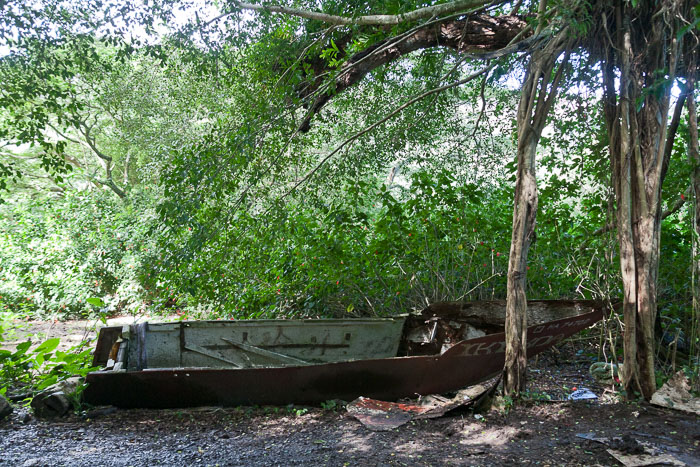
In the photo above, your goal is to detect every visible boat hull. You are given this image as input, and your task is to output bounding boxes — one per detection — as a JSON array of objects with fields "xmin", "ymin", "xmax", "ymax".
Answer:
[{"xmin": 83, "ymin": 307, "xmax": 603, "ymax": 408}]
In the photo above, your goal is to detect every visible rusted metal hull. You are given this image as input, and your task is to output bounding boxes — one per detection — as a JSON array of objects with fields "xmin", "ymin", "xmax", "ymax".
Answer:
[{"xmin": 83, "ymin": 306, "xmax": 603, "ymax": 408}]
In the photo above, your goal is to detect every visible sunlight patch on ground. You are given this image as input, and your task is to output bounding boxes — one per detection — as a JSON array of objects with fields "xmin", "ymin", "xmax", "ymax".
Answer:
[
  {"xmin": 0, "ymin": 314, "xmax": 178, "ymax": 352},
  {"xmin": 390, "ymin": 438, "xmax": 434, "ymax": 458},
  {"xmin": 338, "ymin": 430, "xmax": 376, "ymax": 454},
  {"xmin": 458, "ymin": 424, "xmax": 520, "ymax": 447}
]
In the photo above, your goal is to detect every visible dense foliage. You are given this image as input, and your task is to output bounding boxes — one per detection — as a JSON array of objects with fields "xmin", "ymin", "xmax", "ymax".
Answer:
[
  {"xmin": 0, "ymin": 190, "xmax": 157, "ymax": 318},
  {"xmin": 0, "ymin": 7, "xmax": 694, "ymax": 322},
  {"xmin": 0, "ymin": 158, "xmax": 692, "ymax": 323}
]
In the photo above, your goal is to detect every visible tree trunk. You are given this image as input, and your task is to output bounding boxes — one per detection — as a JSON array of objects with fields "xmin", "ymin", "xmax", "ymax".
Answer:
[
  {"xmin": 605, "ymin": 80, "xmax": 686, "ymax": 398},
  {"xmin": 504, "ymin": 132, "xmax": 538, "ymax": 395},
  {"xmin": 123, "ymin": 152, "xmax": 131, "ymax": 187},
  {"xmin": 601, "ymin": 0, "xmax": 688, "ymax": 399},
  {"xmin": 503, "ymin": 29, "xmax": 570, "ymax": 395},
  {"xmin": 604, "ymin": 76, "xmax": 683, "ymax": 399},
  {"xmin": 686, "ymin": 69, "xmax": 699, "ymax": 383}
]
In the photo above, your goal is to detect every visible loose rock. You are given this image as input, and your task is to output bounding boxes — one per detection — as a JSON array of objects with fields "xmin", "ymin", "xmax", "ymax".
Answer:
[
  {"xmin": 0, "ymin": 393, "xmax": 13, "ymax": 420},
  {"xmin": 31, "ymin": 377, "xmax": 83, "ymax": 418}
]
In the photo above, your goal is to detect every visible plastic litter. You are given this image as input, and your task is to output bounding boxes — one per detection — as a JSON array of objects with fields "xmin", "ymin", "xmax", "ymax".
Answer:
[{"xmin": 568, "ymin": 387, "xmax": 597, "ymax": 401}]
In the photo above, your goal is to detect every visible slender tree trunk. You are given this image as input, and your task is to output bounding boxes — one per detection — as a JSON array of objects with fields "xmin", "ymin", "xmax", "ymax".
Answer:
[
  {"xmin": 504, "ymin": 30, "xmax": 570, "ymax": 395},
  {"xmin": 608, "ymin": 21, "xmax": 641, "ymax": 395},
  {"xmin": 123, "ymin": 152, "xmax": 131, "ymax": 187},
  {"xmin": 632, "ymin": 216, "xmax": 660, "ymax": 398},
  {"xmin": 505, "ymin": 131, "xmax": 538, "ymax": 395}
]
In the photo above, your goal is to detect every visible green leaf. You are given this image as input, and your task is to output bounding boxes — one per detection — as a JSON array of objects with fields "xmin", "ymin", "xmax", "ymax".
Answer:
[
  {"xmin": 34, "ymin": 338, "xmax": 60, "ymax": 354},
  {"xmin": 677, "ymin": 16, "xmax": 700, "ymax": 40},
  {"xmin": 86, "ymin": 297, "xmax": 105, "ymax": 307},
  {"xmin": 36, "ymin": 375, "xmax": 58, "ymax": 390},
  {"xmin": 14, "ymin": 341, "xmax": 32, "ymax": 355}
]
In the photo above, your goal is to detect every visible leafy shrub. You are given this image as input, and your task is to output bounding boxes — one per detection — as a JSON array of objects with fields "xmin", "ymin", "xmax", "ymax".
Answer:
[
  {"xmin": 0, "ymin": 337, "xmax": 96, "ymax": 399},
  {"xmin": 0, "ymin": 169, "xmax": 691, "ymax": 328},
  {"xmin": 154, "ymin": 168, "xmax": 612, "ymax": 318},
  {"xmin": 0, "ymin": 190, "xmax": 159, "ymax": 318}
]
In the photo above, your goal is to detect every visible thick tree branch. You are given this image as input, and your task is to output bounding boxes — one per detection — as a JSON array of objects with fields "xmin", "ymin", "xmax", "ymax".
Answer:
[
  {"xmin": 659, "ymin": 87, "xmax": 689, "ymax": 190},
  {"xmin": 78, "ymin": 123, "xmax": 112, "ymax": 163},
  {"xmin": 74, "ymin": 120, "xmax": 127, "ymax": 198},
  {"xmin": 298, "ymin": 14, "xmax": 528, "ymax": 131},
  {"xmin": 230, "ymin": 0, "xmax": 499, "ymax": 26}
]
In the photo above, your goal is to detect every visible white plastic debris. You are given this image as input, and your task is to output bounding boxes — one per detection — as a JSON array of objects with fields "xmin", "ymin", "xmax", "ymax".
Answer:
[{"xmin": 568, "ymin": 388, "xmax": 598, "ymax": 401}]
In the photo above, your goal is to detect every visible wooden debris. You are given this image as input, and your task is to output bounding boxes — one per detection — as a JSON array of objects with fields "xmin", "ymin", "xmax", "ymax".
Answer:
[
  {"xmin": 576, "ymin": 432, "xmax": 687, "ymax": 466},
  {"xmin": 347, "ymin": 379, "xmax": 499, "ymax": 431}
]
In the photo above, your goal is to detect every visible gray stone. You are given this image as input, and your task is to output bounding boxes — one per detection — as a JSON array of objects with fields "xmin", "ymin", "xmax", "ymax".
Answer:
[
  {"xmin": 0, "ymin": 393, "xmax": 13, "ymax": 420},
  {"xmin": 31, "ymin": 377, "xmax": 83, "ymax": 418}
]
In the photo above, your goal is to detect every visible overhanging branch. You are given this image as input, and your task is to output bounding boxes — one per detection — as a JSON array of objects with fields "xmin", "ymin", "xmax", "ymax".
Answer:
[
  {"xmin": 230, "ymin": 0, "xmax": 500, "ymax": 26},
  {"xmin": 276, "ymin": 62, "xmax": 496, "ymax": 204},
  {"xmin": 298, "ymin": 14, "xmax": 528, "ymax": 131}
]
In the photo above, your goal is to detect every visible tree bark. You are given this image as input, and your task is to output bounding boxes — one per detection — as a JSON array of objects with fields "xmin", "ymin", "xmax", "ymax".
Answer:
[
  {"xmin": 78, "ymin": 121, "xmax": 127, "ymax": 199},
  {"xmin": 504, "ymin": 131, "xmax": 538, "ymax": 395},
  {"xmin": 600, "ymin": 0, "xmax": 689, "ymax": 399},
  {"xmin": 504, "ymin": 29, "xmax": 570, "ymax": 396},
  {"xmin": 232, "ymin": 0, "xmax": 493, "ymax": 26},
  {"xmin": 686, "ymin": 66, "xmax": 699, "ymax": 376}
]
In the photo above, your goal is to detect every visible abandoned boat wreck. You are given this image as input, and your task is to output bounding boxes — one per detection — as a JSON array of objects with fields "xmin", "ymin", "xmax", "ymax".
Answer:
[{"xmin": 83, "ymin": 300, "xmax": 608, "ymax": 408}]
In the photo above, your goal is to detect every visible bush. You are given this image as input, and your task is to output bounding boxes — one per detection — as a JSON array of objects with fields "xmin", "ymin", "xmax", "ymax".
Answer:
[
  {"xmin": 0, "ymin": 336, "xmax": 96, "ymax": 400},
  {"xmin": 154, "ymin": 169, "xmax": 608, "ymax": 318},
  {"xmin": 0, "ymin": 190, "xmax": 159, "ymax": 318}
]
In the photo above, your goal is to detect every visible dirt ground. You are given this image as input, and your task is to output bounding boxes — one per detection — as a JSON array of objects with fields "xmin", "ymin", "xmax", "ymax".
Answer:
[
  {"xmin": 0, "ymin": 315, "xmax": 165, "ymax": 353},
  {"xmin": 1, "ymin": 319, "xmax": 699, "ymax": 466}
]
